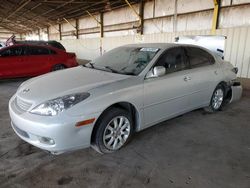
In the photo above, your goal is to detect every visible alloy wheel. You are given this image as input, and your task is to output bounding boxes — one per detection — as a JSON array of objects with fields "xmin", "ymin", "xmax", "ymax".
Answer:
[
  {"xmin": 212, "ymin": 88, "xmax": 224, "ymax": 110},
  {"xmin": 103, "ymin": 116, "xmax": 131, "ymax": 150}
]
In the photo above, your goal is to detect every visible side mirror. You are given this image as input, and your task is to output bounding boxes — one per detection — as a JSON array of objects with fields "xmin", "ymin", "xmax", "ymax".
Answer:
[
  {"xmin": 153, "ymin": 66, "xmax": 166, "ymax": 77},
  {"xmin": 146, "ymin": 66, "xmax": 166, "ymax": 79}
]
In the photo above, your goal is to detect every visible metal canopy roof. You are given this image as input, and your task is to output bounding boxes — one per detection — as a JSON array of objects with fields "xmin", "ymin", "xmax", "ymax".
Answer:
[{"xmin": 0, "ymin": 0, "xmax": 140, "ymax": 33}]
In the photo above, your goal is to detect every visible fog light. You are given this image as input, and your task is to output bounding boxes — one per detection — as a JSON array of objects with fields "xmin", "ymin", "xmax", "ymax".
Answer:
[{"xmin": 39, "ymin": 136, "xmax": 55, "ymax": 145}]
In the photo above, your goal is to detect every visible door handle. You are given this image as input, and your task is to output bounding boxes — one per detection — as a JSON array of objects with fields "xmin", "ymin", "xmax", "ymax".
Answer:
[{"xmin": 184, "ymin": 76, "xmax": 191, "ymax": 82}]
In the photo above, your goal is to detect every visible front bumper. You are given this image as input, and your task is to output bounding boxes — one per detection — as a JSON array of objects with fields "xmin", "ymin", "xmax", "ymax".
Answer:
[{"xmin": 9, "ymin": 96, "xmax": 101, "ymax": 154}]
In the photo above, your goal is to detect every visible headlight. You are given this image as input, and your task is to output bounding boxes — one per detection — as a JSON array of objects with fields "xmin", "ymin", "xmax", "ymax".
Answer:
[{"xmin": 30, "ymin": 93, "xmax": 90, "ymax": 116}]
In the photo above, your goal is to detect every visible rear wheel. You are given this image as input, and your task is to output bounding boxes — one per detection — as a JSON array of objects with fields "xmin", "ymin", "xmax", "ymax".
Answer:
[
  {"xmin": 204, "ymin": 84, "xmax": 225, "ymax": 112},
  {"xmin": 52, "ymin": 64, "xmax": 65, "ymax": 71},
  {"xmin": 92, "ymin": 108, "xmax": 133, "ymax": 154}
]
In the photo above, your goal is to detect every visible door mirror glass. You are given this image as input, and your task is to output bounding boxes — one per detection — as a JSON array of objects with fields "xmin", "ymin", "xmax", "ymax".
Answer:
[{"xmin": 146, "ymin": 66, "xmax": 166, "ymax": 78}]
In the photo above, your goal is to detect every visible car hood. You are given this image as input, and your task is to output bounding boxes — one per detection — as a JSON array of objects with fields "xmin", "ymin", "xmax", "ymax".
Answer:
[{"xmin": 16, "ymin": 66, "xmax": 130, "ymax": 104}]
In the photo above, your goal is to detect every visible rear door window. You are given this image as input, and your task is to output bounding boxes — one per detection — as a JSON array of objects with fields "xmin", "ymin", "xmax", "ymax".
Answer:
[
  {"xmin": 29, "ymin": 46, "xmax": 50, "ymax": 55},
  {"xmin": 185, "ymin": 47, "xmax": 215, "ymax": 69},
  {"xmin": 0, "ymin": 46, "xmax": 25, "ymax": 57}
]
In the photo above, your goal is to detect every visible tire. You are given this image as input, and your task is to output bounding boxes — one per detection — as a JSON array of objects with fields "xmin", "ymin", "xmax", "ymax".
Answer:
[
  {"xmin": 52, "ymin": 64, "xmax": 65, "ymax": 71},
  {"xmin": 92, "ymin": 108, "xmax": 134, "ymax": 154},
  {"xmin": 204, "ymin": 84, "xmax": 225, "ymax": 113}
]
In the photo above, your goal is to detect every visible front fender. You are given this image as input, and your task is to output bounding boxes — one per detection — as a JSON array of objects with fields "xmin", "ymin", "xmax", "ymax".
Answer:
[{"xmin": 66, "ymin": 78, "xmax": 144, "ymax": 118}]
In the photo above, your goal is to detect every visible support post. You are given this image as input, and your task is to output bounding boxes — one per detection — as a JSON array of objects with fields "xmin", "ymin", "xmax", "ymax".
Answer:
[
  {"xmin": 211, "ymin": 0, "xmax": 221, "ymax": 34},
  {"xmin": 47, "ymin": 26, "xmax": 50, "ymax": 40},
  {"xmin": 100, "ymin": 12, "xmax": 104, "ymax": 38},
  {"xmin": 139, "ymin": 0, "xmax": 144, "ymax": 35},
  {"xmin": 173, "ymin": 0, "xmax": 178, "ymax": 33},
  {"xmin": 59, "ymin": 24, "xmax": 62, "ymax": 40},
  {"xmin": 38, "ymin": 29, "xmax": 40, "ymax": 40},
  {"xmin": 76, "ymin": 18, "xmax": 79, "ymax": 39}
]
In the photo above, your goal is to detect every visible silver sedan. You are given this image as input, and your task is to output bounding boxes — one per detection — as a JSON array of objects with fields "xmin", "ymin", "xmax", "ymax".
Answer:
[{"xmin": 9, "ymin": 43, "xmax": 242, "ymax": 154}]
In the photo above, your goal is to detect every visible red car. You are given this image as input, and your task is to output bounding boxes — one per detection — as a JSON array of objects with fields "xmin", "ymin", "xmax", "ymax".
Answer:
[{"xmin": 0, "ymin": 44, "xmax": 78, "ymax": 79}]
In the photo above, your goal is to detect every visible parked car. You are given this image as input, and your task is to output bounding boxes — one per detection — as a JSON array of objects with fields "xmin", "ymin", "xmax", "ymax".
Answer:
[
  {"xmin": 0, "ymin": 44, "xmax": 78, "ymax": 79},
  {"xmin": 9, "ymin": 43, "xmax": 242, "ymax": 154},
  {"xmin": 15, "ymin": 40, "xmax": 66, "ymax": 51}
]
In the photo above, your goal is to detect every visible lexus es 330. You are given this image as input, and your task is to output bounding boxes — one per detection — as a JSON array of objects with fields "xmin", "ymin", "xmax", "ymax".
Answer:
[{"xmin": 9, "ymin": 43, "xmax": 242, "ymax": 154}]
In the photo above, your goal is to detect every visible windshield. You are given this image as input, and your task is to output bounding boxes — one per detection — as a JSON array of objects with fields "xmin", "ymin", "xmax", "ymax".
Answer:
[{"xmin": 86, "ymin": 46, "xmax": 160, "ymax": 75}]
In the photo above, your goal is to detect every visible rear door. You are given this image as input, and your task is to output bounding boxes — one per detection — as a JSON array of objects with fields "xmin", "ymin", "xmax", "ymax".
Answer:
[
  {"xmin": 184, "ymin": 47, "xmax": 220, "ymax": 108},
  {"xmin": 0, "ymin": 46, "xmax": 27, "ymax": 78},
  {"xmin": 25, "ymin": 46, "xmax": 54, "ymax": 75}
]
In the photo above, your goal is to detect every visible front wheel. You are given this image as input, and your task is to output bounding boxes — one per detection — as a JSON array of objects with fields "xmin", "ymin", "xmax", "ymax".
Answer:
[
  {"xmin": 92, "ymin": 108, "xmax": 133, "ymax": 154},
  {"xmin": 204, "ymin": 85, "xmax": 225, "ymax": 112}
]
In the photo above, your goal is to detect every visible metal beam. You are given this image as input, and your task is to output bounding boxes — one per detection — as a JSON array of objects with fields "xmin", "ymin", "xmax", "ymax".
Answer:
[
  {"xmin": 86, "ymin": 11, "xmax": 103, "ymax": 38},
  {"xmin": 211, "ymin": 0, "xmax": 221, "ymax": 34},
  {"xmin": 63, "ymin": 17, "xmax": 78, "ymax": 37},
  {"xmin": 86, "ymin": 11, "xmax": 101, "ymax": 25},
  {"xmin": 125, "ymin": 0, "xmax": 142, "ymax": 33},
  {"xmin": 48, "ymin": 23, "xmax": 60, "ymax": 32},
  {"xmin": 6, "ymin": 0, "xmax": 31, "ymax": 19}
]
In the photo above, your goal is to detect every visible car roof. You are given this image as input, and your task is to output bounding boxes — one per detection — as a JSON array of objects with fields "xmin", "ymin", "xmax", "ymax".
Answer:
[
  {"xmin": 123, "ymin": 43, "xmax": 178, "ymax": 49},
  {"xmin": 3, "ymin": 43, "xmax": 62, "ymax": 51},
  {"xmin": 122, "ymin": 42, "xmax": 216, "ymax": 55}
]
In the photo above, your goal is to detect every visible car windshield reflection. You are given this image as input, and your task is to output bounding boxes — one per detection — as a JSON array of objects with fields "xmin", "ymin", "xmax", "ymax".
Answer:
[{"xmin": 85, "ymin": 46, "xmax": 160, "ymax": 75}]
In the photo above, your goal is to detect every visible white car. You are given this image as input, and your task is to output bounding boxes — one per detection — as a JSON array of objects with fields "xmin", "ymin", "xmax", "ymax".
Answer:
[{"xmin": 9, "ymin": 43, "xmax": 242, "ymax": 154}]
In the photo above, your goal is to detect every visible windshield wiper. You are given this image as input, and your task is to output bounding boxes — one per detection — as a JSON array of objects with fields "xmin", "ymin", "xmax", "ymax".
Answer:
[
  {"xmin": 83, "ymin": 62, "xmax": 95, "ymax": 68},
  {"xmin": 104, "ymin": 66, "xmax": 136, "ymax": 75},
  {"xmin": 85, "ymin": 64, "xmax": 135, "ymax": 75},
  {"xmin": 103, "ymin": 66, "xmax": 120, "ymax": 73},
  {"xmin": 88, "ymin": 62, "xmax": 95, "ymax": 68},
  {"xmin": 124, "ymin": 72, "xmax": 136, "ymax": 75}
]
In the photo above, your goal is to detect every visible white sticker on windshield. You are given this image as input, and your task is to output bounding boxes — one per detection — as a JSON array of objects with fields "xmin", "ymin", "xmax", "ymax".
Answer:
[{"xmin": 140, "ymin": 48, "xmax": 159, "ymax": 52}]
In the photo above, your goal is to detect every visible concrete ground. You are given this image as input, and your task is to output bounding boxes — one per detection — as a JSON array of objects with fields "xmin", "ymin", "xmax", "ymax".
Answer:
[{"xmin": 0, "ymin": 78, "xmax": 250, "ymax": 188}]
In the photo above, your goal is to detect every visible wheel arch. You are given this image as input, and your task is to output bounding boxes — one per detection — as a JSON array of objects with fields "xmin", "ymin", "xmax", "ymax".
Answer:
[{"xmin": 90, "ymin": 101, "xmax": 141, "ymax": 144}]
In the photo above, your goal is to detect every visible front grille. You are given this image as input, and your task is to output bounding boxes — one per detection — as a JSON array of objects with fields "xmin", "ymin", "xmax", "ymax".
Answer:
[
  {"xmin": 12, "ymin": 122, "xmax": 30, "ymax": 138},
  {"xmin": 15, "ymin": 97, "xmax": 32, "ymax": 112}
]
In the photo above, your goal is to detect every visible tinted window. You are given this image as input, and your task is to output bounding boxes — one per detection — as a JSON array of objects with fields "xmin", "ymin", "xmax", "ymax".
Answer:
[
  {"xmin": 0, "ymin": 46, "xmax": 26, "ymax": 57},
  {"xmin": 29, "ymin": 46, "xmax": 50, "ymax": 55},
  {"xmin": 49, "ymin": 49, "xmax": 56, "ymax": 54},
  {"xmin": 185, "ymin": 47, "xmax": 215, "ymax": 68},
  {"xmin": 155, "ymin": 47, "xmax": 188, "ymax": 74}
]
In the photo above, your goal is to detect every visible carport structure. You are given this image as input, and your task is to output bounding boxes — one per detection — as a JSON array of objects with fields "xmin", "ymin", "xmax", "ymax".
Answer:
[
  {"xmin": 0, "ymin": 0, "xmax": 250, "ymax": 188},
  {"xmin": 0, "ymin": 0, "xmax": 141, "ymax": 37}
]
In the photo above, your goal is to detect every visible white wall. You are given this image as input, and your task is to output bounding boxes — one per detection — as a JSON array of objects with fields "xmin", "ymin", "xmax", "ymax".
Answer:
[{"xmin": 61, "ymin": 26, "xmax": 250, "ymax": 78}]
